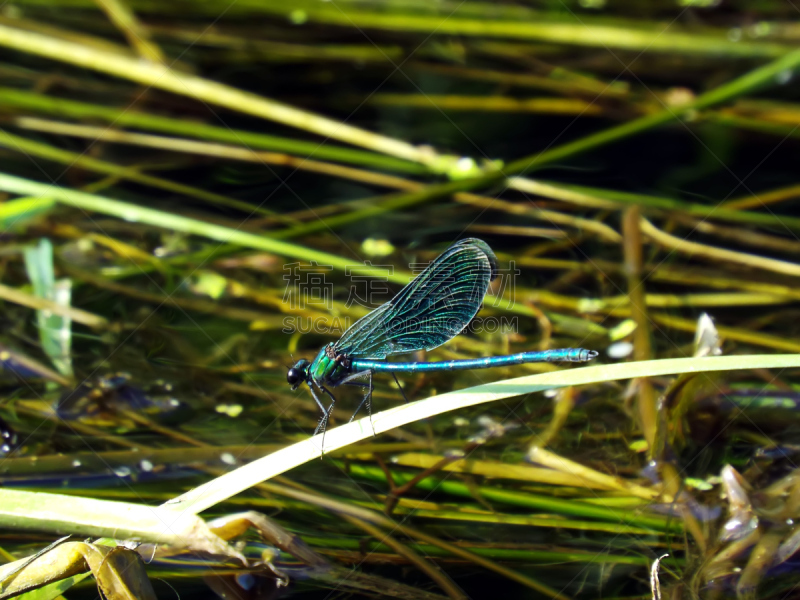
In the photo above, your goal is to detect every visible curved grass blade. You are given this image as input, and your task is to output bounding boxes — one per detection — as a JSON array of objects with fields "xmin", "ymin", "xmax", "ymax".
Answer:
[{"xmin": 166, "ymin": 354, "xmax": 800, "ymax": 515}]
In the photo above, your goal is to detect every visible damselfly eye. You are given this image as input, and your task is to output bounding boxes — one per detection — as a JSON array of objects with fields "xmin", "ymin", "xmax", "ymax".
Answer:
[{"xmin": 287, "ymin": 367, "xmax": 304, "ymax": 386}]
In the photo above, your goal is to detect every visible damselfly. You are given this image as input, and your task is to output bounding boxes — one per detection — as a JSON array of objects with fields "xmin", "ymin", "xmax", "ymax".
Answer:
[{"xmin": 287, "ymin": 238, "xmax": 597, "ymax": 439}]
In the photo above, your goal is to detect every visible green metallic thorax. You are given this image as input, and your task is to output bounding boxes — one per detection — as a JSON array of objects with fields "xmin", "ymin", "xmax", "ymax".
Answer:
[{"xmin": 308, "ymin": 343, "xmax": 349, "ymax": 385}]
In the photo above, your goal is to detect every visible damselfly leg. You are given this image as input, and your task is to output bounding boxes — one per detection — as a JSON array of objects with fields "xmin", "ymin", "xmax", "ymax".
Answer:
[
  {"xmin": 339, "ymin": 370, "xmax": 375, "ymax": 436},
  {"xmin": 391, "ymin": 373, "xmax": 410, "ymax": 404},
  {"xmin": 310, "ymin": 382, "xmax": 337, "ymax": 452}
]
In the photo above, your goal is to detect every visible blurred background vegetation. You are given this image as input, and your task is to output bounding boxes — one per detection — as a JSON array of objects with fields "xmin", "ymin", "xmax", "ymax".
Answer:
[{"xmin": 0, "ymin": 0, "xmax": 800, "ymax": 598}]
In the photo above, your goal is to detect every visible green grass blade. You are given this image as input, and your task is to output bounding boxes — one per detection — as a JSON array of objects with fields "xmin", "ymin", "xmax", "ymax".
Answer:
[{"xmin": 23, "ymin": 239, "xmax": 72, "ymax": 378}]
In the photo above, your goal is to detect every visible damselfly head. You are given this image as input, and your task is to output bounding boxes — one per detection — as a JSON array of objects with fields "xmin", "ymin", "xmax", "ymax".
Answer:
[{"xmin": 287, "ymin": 358, "xmax": 310, "ymax": 389}]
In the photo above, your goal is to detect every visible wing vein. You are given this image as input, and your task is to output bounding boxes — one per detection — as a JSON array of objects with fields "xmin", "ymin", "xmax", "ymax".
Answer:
[{"xmin": 334, "ymin": 239, "xmax": 498, "ymax": 359}]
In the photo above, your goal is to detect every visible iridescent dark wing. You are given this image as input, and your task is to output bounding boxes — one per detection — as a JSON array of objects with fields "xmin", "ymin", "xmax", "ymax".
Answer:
[{"xmin": 335, "ymin": 238, "xmax": 498, "ymax": 359}]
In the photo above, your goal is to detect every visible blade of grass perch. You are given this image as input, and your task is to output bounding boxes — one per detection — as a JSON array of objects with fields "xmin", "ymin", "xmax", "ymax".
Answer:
[{"xmin": 164, "ymin": 355, "xmax": 800, "ymax": 516}]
